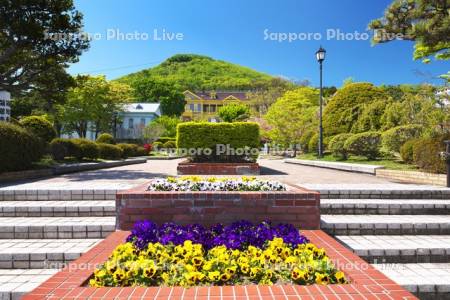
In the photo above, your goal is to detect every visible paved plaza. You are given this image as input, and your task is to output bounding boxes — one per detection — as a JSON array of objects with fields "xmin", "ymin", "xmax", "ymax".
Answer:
[{"xmin": 0, "ymin": 158, "xmax": 449, "ymax": 299}]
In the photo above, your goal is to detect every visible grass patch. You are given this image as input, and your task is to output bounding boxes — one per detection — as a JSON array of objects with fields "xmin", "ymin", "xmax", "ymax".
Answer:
[{"xmin": 296, "ymin": 153, "xmax": 418, "ymax": 171}]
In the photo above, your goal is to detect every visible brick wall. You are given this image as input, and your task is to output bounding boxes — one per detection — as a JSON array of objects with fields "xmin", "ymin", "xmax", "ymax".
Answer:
[
  {"xmin": 376, "ymin": 169, "xmax": 446, "ymax": 186},
  {"xmin": 116, "ymin": 184, "xmax": 320, "ymax": 230},
  {"xmin": 177, "ymin": 162, "xmax": 260, "ymax": 175}
]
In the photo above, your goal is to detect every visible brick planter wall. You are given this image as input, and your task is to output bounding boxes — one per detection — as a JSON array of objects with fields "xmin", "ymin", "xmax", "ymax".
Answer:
[
  {"xmin": 116, "ymin": 183, "xmax": 320, "ymax": 230},
  {"xmin": 177, "ymin": 161, "xmax": 260, "ymax": 175},
  {"xmin": 24, "ymin": 230, "xmax": 418, "ymax": 300}
]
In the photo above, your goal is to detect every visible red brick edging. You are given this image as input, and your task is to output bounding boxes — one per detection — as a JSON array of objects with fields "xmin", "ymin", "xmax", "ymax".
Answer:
[
  {"xmin": 177, "ymin": 162, "xmax": 260, "ymax": 175},
  {"xmin": 23, "ymin": 230, "xmax": 417, "ymax": 300},
  {"xmin": 116, "ymin": 184, "xmax": 320, "ymax": 230}
]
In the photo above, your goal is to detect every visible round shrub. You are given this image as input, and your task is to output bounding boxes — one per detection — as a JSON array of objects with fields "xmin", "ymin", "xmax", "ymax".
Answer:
[
  {"xmin": 412, "ymin": 136, "xmax": 448, "ymax": 173},
  {"xmin": 0, "ymin": 122, "xmax": 44, "ymax": 172},
  {"xmin": 117, "ymin": 143, "xmax": 139, "ymax": 158},
  {"xmin": 163, "ymin": 141, "xmax": 176, "ymax": 149},
  {"xmin": 153, "ymin": 141, "xmax": 163, "ymax": 150},
  {"xmin": 400, "ymin": 139, "xmax": 420, "ymax": 164},
  {"xmin": 381, "ymin": 124, "xmax": 423, "ymax": 154},
  {"xmin": 329, "ymin": 133, "xmax": 353, "ymax": 160},
  {"xmin": 97, "ymin": 143, "xmax": 123, "ymax": 160},
  {"xmin": 343, "ymin": 131, "xmax": 381, "ymax": 160},
  {"xmin": 50, "ymin": 138, "xmax": 71, "ymax": 161},
  {"xmin": 135, "ymin": 146, "xmax": 148, "ymax": 156},
  {"xmin": 19, "ymin": 116, "xmax": 56, "ymax": 143},
  {"xmin": 72, "ymin": 139, "xmax": 99, "ymax": 160},
  {"xmin": 96, "ymin": 133, "xmax": 115, "ymax": 144}
]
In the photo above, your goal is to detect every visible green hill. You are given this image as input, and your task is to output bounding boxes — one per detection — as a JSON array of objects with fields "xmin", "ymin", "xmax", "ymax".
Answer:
[{"xmin": 117, "ymin": 54, "xmax": 275, "ymax": 91}]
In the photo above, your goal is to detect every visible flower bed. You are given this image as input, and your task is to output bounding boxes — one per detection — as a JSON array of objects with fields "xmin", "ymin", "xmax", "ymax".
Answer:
[
  {"xmin": 177, "ymin": 161, "xmax": 261, "ymax": 175},
  {"xmin": 89, "ymin": 221, "xmax": 346, "ymax": 288},
  {"xmin": 148, "ymin": 176, "xmax": 286, "ymax": 192}
]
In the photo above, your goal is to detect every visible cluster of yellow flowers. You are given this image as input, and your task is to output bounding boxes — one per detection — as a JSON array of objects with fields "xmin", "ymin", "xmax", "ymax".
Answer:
[
  {"xmin": 90, "ymin": 238, "xmax": 346, "ymax": 287},
  {"xmin": 167, "ymin": 176, "xmax": 257, "ymax": 183}
]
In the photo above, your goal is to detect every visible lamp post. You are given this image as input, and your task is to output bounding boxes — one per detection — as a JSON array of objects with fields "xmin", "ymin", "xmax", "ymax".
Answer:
[{"xmin": 315, "ymin": 46, "xmax": 326, "ymax": 158}]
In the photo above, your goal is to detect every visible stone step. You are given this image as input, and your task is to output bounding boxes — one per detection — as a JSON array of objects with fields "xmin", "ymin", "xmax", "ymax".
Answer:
[
  {"xmin": 0, "ymin": 201, "xmax": 115, "ymax": 217},
  {"xmin": 302, "ymin": 184, "xmax": 450, "ymax": 199},
  {"xmin": 0, "ymin": 269, "xmax": 59, "ymax": 300},
  {"xmin": 372, "ymin": 263, "xmax": 450, "ymax": 300},
  {"xmin": 0, "ymin": 239, "xmax": 101, "ymax": 269},
  {"xmin": 321, "ymin": 199, "xmax": 450, "ymax": 215},
  {"xmin": 0, "ymin": 217, "xmax": 115, "ymax": 239},
  {"xmin": 0, "ymin": 189, "xmax": 117, "ymax": 201},
  {"xmin": 335, "ymin": 235, "xmax": 450, "ymax": 263},
  {"xmin": 321, "ymin": 215, "xmax": 450, "ymax": 235}
]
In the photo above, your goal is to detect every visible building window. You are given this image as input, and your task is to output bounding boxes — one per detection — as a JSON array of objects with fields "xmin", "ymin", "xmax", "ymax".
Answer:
[
  {"xmin": 189, "ymin": 104, "xmax": 195, "ymax": 112},
  {"xmin": 210, "ymin": 105, "xmax": 216, "ymax": 112},
  {"xmin": 140, "ymin": 118, "xmax": 146, "ymax": 126},
  {"xmin": 197, "ymin": 104, "xmax": 201, "ymax": 112},
  {"xmin": 128, "ymin": 118, "xmax": 134, "ymax": 129},
  {"xmin": 203, "ymin": 105, "xmax": 209, "ymax": 113}
]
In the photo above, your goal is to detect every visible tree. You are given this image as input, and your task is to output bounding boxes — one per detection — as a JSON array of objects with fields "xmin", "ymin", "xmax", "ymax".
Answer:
[
  {"xmin": 0, "ymin": 0, "xmax": 89, "ymax": 93},
  {"xmin": 369, "ymin": 0, "xmax": 449, "ymax": 63},
  {"xmin": 247, "ymin": 78, "xmax": 293, "ymax": 117},
  {"xmin": 143, "ymin": 123, "xmax": 165, "ymax": 143},
  {"xmin": 58, "ymin": 75, "xmax": 132, "ymax": 138},
  {"xmin": 149, "ymin": 115, "xmax": 181, "ymax": 137},
  {"xmin": 323, "ymin": 83, "xmax": 389, "ymax": 136},
  {"xmin": 131, "ymin": 77, "xmax": 185, "ymax": 116},
  {"xmin": 264, "ymin": 87, "xmax": 319, "ymax": 156},
  {"xmin": 218, "ymin": 103, "xmax": 251, "ymax": 122}
]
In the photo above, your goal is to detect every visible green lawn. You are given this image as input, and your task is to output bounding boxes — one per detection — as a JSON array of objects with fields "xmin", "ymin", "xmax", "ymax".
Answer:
[{"xmin": 296, "ymin": 153, "xmax": 419, "ymax": 171}]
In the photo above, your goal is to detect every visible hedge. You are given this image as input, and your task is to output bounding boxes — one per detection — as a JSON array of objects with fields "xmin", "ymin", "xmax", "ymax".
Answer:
[
  {"xmin": 152, "ymin": 141, "xmax": 163, "ymax": 150},
  {"xmin": 176, "ymin": 122, "xmax": 260, "ymax": 162},
  {"xmin": 343, "ymin": 131, "xmax": 381, "ymax": 160},
  {"xmin": 329, "ymin": 133, "xmax": 353, "ymax": 160},
  {"xmin": 163, "ymin": 141, "xmax": 176, "ymax": 149},
  {"xmin": 381, "ymin": 124, "xmax": 423, "ymax": 154},
  {"xmin": 71, "ymin": 139, "xmax": 99, "ymax": 160},
  {"xmin": 0, "ymin": 122, "xmax": 44, "ymax": 172},
  {"xmin": 96, "ymin": 133, "xmax": 115, "ymax": 144},
  {"xmin": 50, "ymin": 138, "xmax": 75, "ymax": 161},
  {"xmin": 156, "ymin": 137, "xmax": 176, "ymax": 144},
  {"xmin": 19, "ymin": 116, "xmax": 56, "ymax": 143},
  {"xmin": 117, "ymin": 143, "xmax": 139, "ymax": 158},
  {"xmin": 412, "ymin": 136, "xmax": 448, "ymax": 174},
  {"xmin": 98, "ymin": 143, "xmax": 123, "ymax": 160}
]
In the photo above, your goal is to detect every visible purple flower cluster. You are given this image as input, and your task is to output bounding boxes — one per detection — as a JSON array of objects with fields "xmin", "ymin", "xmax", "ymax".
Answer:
[{"xmin": 126, "ymin": 220, "xmax": 309, "ymax": 250}]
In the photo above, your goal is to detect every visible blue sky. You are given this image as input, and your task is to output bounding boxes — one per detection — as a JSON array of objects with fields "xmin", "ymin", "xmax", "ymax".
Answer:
[{"xmin": 69, "ymin": 0, "xmax": 449, "ymax": 87}]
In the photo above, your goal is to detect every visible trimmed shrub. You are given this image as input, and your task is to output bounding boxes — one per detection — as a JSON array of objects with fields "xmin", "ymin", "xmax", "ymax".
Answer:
[
  {"xmin": 156, "ymin": 137, "xmax": 176, "ymax": 144},
  {"xmin": 329, "ymin": 133, "xmax": 353, "ymax": 160},
  {"xmin": 117, "ymin": 143, "xmax": 139, "ymax": 158},
  {"xmin": 343, "ymin": 131, "xmax": 381, "ymax": 159},
  {"xmin": 71, "ymin": 139, "xmax": 99, "ymax": 160},
  {"xmin": 176, "ymin": 122, "xmax": 260, "ymax": 162},
  {"xmin": 19, "ymin": 116, "xmax": 56, "ymax": 143},
  {"xmin": 143, "ymin": 143, "xmax": 152, "ymax": 153},
  {"xmin": 381, "ymin": 124, "xmax": 423, "ymax": 154},
  {"xmin": 152, "ymin": 141, "xmax": 163, "ymax": 151},
  {"xmin": 400, "ymin": 139, "xmax": 420, "ymax": 164},
  {"xmin": 135, "ymin": 146, "xmax": 148, "ymax": 156},
  {"xmin": 163, "ymin": 141, "xmax": 176, "ymax": 149},
  {"xmin": 0, "ymin": 122, "xmax": 44, "ymax": 172},
  {"xmin": 96, "ymin": 133, "xmax": 115, "ymax": 145},
  {"xmin": 412, "ymin": 136, "xmax": 448, "ymax": 173},
  {"xmin": 50, "ymin": 138, "xmax": 74, "ymax": 161},
  {"xmin": 97, "ymin": 143, "xmax": 123, "ymax": 160}
]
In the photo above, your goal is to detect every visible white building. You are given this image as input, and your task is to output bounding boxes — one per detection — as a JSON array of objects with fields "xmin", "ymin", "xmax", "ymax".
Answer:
[
  {"xmin": 115, "ymin": 103, "xmax": 161, "ymax": 139},
  {"xmin": 0, "ymin": 91, "xmax": 11, "ymax": 121}
]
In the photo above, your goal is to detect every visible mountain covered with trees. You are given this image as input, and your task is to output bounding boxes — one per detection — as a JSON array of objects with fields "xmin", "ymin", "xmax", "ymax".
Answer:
[{"xmin": 117, "ymin": 54, "xmax": 276, "ymax": 91}]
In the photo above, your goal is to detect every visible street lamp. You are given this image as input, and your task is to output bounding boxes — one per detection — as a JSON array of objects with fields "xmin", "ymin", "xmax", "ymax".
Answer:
[{"xmin": 316, "ymin": 46, "xmax": 326, "ymax": 158}]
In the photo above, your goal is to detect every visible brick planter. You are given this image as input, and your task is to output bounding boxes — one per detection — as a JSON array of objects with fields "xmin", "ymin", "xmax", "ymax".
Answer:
[
  {"xmin": 116, "ymin": 183, "xmax": 320, "ymax": 230},
  {"xmin": 177, "ymin": 161, "xmax": 260, "ymax": 175},
  {"xmin": 23, "ymin": 230, "xmax": 417, "ymax": 300}
]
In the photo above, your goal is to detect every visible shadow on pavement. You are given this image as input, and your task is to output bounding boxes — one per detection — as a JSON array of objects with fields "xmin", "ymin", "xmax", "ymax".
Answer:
[{"xmin": 259, "ymin": 166, "xmax": 288, "ymax": 175}]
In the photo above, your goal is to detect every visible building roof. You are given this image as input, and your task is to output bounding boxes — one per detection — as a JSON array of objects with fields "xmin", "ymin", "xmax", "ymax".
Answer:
[
  {"xmin": 184, "ymin": 90, "xmax": 249, "ymax": 101},
  {"xmin": 122, "ymin": 103, "xmax": 161, "ymax": 114}
]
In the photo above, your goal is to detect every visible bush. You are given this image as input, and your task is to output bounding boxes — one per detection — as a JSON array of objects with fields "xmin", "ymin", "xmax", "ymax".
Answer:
[
  {"xmin": 152, "ymin": 142, "xmax": 163, "ymax": 151},
  {"xmin": 96, "ymin": 133, "xmax": 115, "ymax": 144},
  {"xmin": 176, "ymin": 122, "xmax": 260, "ymax": 162},
  {"xmin": 412, "ymin": 136, "xmax": 448, "ymax": 173},
  {"xmin": 400, "ymin": 139, "xmax": 420, "ymax": 164},
  {"xmin": 97, "ymin": 143, "xmax": 123, "ymax": 160},
  {"xmin": 163, "ymin": 141, "xmax": 176, "ymax": 149},
  {"xmin": 300, "ymin": 130, "xmax": 315, "ymax": 153},
  {"xmin": 144, "ymin": 143, "xmax": 152, "ymax": 153},
  {"xmin": 343, "ymin": 131, "xmax": 381, "ymax": 159},
  {"xmin": 50, "ymin": 138, "xmax": 75, "ymax": 160},
  {"xmin": 117, "ymin": 143, "xmax": 139, "ymax": 158},
  {"xmin": 71, "ymin": 139, "xmax": 99, "ymax": 160},
  {"xmin": 381, "ymin": 124, "xmax": 423, "ymax": 154},
  {"xmin": 308, "ymin": 133, "xmax": 319, "ymax": 154},
  {"xmin": 156, "ymin": 137, "xmax": 176, "ymax": 144},
  {"xmin": 329, "ymin": 133, "xmax": 353, "ymax": 160},
  {"xmin": 135, "ymin": 146, "xmax": 148, "ymax": 156},
  {"xmin": 19, "ymin": 116, "xmax": 56, "ymax": 143},
  {"xmin": 0, "ymin": 122, "xmax": 44, "ymax": 172}
]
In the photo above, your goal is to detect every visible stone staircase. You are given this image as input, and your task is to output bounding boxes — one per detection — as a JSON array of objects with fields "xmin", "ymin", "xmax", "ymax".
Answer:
[
  {"xmin": 0, "ymin": 189, "xmax": 117, "ymax": 300},
  {"xmin": 318, "ymin": 185, "xmax": 450, "ymax": 300}
]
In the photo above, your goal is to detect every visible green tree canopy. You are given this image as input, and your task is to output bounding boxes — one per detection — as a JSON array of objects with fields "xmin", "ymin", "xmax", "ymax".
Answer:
[
  {"xmin": 0, "ymin": 0, "xmax": 89, "ymax": 93},
  {"xmin": 148, "ymin": 115, "xmax": 181, "ymax": 137},
  {"xmin": 323, "ymin": 83, "xmax": 389, "ymax": 136},
  {"xmin": 369, "ymin": 0, "xmax": 449, "ymax": 63},
  {"xmin": 218, "ymin": 103, "xmax": 251, "ymax": 122}
]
